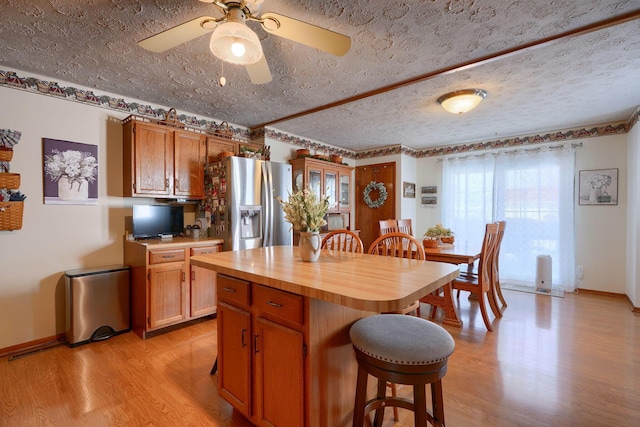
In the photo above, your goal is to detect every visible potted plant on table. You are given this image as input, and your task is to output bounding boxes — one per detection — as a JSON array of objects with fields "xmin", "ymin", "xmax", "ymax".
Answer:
[
  {"xmin": 276, "ymin": 187, "xmax": 330, "ymax": 262},
  {"xmin": 423, "ymin": 224, "xmax": 454, "ymax": 248}
]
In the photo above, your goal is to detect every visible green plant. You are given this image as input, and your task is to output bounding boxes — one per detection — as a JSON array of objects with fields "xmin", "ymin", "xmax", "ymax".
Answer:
[
  {"xmin": 276, "ymin": 187, "xmax": 330, "ymax": 232},
  {"xmin": 424, "ymin": 224, "xmax": 453, "ymax": 239}
]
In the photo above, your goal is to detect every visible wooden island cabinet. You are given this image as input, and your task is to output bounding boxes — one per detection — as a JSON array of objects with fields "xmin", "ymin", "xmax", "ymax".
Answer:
[
  {"xmin": 125, "ymin": 237, "xmax": 223, "ymax": 339},
  {"xmin": 217, "ymin": 274, "xmax": 304, "ymax": 426},
  {"xmin": 191, "ymin": 246, "xmax": 459, "ymax": 426}
]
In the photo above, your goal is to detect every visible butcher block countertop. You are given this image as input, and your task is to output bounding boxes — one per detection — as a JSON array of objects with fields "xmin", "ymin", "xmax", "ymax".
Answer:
[{"xmin": 190, "ymin": 245, "xmax": 459, "ymax": 313}]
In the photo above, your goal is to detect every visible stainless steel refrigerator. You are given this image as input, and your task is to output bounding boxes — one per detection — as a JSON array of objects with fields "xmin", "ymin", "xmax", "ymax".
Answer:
[{"xmin": 207, "ymin": 156, "xmax": 292, "ymax": 251}]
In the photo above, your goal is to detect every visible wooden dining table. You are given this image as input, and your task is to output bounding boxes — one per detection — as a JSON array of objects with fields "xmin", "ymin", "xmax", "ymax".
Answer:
[
  {"xmin": 419, "ymin": 241, "xmax": 482, "ymax": 327},
  {"xmin": 424, "ymin": 241, "xmax": 481, "ymax": 272}
]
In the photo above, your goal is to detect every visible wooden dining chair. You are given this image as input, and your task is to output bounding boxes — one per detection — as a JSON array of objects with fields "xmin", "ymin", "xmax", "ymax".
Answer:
[
  {"xmin": 490, "ymin": 221, "xmax": 508, "ymax": 315},
  {"xmin": 321, "ymin": 229, "xmax": 364, "ymax": 253},
  {"xmin": 397, "ymin": 218, "xmax": 412, "ymax": 236},
  {"xmin": 451, "ymin": 222, "xmax": 500, "ymax": 332},
  {"xmin": 368, "ymin": 232, "xmax": 425, "ymax": 316},
  {"xmin": 378, "ymin": 219, "xmax": 398, "ymax": 236},
  {"xmin": 368, "ymin": 231, "xmax": 425, "ymax": 261}
]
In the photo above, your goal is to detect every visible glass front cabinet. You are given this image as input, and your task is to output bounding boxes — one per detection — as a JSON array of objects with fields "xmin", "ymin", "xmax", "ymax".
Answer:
[{"xmin": 289, "ymin": 157, "xmax": 354, "ymax": 228}]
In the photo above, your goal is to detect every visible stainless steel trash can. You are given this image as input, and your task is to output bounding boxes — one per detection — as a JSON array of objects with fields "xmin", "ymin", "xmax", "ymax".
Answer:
[{"xmin": 65, "ymin": 265, "xmax": 130, "ymax": 347}]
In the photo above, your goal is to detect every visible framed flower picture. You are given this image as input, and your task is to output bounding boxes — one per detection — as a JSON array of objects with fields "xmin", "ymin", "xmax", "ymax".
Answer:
[
  {"xmin": 43, "ymin": 138, "xmax": 98, "ymax": 205},
  {"xmin": 578, "ymin": 168, "xmax": 618, "ymax": 205},
  {"xmin": 403, "ymin": 182, "xmax": 416, "ymax": 198}
]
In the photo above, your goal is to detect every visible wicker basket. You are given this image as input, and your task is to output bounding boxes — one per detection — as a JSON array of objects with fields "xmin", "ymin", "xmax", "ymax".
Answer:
[
  {"xmin": 0, "ymin": 149, "xmax": 13, "ymax": 162},
  {"xmin": 0, "ymin": 201, "xmax": 24, "ymax": 231},
  {"xmin": 214, "ymin": 121, "xmax": 233, "ymax": 139},
  {"xmin": 0, "ymin": 173, "xmax": 20, "ymax": 189},
  {"xmin": 161, "ymin": 108, "xmax": 184, "ymax": 128}
]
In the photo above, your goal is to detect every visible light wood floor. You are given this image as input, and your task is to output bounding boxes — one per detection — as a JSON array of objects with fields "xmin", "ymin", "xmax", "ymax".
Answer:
[{"xmin": 1, "ymin": 289, "xmax": 639, "ymax": 426}]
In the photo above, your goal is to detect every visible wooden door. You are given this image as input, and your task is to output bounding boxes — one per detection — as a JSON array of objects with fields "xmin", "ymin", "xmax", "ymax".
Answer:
[
  {"xmin": 148, "ymin": 263, "xmax": 187, "ymax": 329},
  {"xmin": 355, "ymin": 162, "xmax": 396, "ymax": 251},
  {"xmin": 218, "ymin": 302, "xmax": 252, "ymax": 419},
  {"xmin": 132, "ymin": 122, "xmax": 173, "ymax": 196},
  {"xmin": 174, "ymin": 130, "xmax": 205, "ymax": 198},
  {"xmin": 254, "ymin": 316, "xmax": 304, "ymax": 427}
]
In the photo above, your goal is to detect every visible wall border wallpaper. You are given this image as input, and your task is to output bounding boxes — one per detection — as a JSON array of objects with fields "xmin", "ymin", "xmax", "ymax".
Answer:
[{"xmin": 1, "ymin": 69, "xmax": 637, "ymax": 161}]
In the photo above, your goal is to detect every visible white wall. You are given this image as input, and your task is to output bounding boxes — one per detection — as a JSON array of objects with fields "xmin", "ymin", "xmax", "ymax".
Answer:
[
  {"xmin": 0, "ymin": 86, "xmax": 131, "ymax": 349},
  {"xmin": 627, "ymin": 120, "xmax": 639, "ymax": 305},
  {"xmin": 415, "ymin": 157, "xmax": 443, "ymax": 239},
  {"xmin": 574, "ymin": 135, "xmax": 627, "ymax": 293}
]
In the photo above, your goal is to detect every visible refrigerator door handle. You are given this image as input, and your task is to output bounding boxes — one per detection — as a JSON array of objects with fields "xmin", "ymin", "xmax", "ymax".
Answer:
[{"xmin": 262, "ymin": 162, "xmax": 272, "ymax": 247}]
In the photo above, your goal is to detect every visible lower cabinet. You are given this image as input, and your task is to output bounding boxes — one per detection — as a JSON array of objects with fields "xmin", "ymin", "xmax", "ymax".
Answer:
[
  {"xmin": 125, "ymin": 238, "xmax": 223, "ymax": 339},
  {"xmin": 217, "ymin": 274, "xmax": 305, "ymax": 427},
  {"xmin": 148, "ymin": 261, "xmax": 187, "ymax": 329}
]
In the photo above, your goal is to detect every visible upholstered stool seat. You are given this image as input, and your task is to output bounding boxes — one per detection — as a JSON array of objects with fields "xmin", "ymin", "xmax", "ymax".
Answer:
[{"xmin": 350, "ymin": 314, "xmax": 455, "ymax": 427}]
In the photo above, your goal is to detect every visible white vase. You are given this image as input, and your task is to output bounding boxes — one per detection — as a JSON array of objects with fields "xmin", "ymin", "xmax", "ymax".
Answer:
[
  {"xmin": 58, "ymin": 176, "xmax": 88, "ymax": 201},
  {"xmin": 588, "ymin": 186, "xmax": 602, "ymax": 202},
  {"xmin": 299, "ymin": 231, "xmax": 321, "ymax": 262}
]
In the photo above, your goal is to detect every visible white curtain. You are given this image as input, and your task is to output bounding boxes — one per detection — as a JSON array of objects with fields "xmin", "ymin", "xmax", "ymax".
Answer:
[{"xmin": 442, "ymin": 147, "xmax": 576, "ymax": 291}]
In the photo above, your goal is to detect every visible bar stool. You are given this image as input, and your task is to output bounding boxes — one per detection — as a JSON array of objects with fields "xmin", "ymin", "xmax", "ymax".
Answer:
[{"xmin": 350, "ymin": 314, "xmax": 455, "ymax": 427}]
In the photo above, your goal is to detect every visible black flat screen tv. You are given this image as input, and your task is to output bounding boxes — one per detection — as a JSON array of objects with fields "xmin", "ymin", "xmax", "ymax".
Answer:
[{"xmin": 132, "ymin": 205, "xmax": 184, "ymax": 239}]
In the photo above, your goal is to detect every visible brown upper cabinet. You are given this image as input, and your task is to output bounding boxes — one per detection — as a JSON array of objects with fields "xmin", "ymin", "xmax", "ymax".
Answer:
[
  {"xmin": 289, "ymin": 157, "xmax": 353, "ymax": 215},
  {"xmin": 123, "ymin": 119, "xmax": 206, "ymax": 199}
]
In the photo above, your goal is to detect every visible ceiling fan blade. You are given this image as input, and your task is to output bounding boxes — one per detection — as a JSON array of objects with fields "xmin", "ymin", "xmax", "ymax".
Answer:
[
  {"xmin": 245, "ymin": 54, "xmax": 272, "ymax": 84},
  {"xmin": 259, "ymin": 12, "xmax": 351, "ymax": 56},
  {"xmin": 138, "ymin": 16, "xmax": 217, "ymax": 53}
]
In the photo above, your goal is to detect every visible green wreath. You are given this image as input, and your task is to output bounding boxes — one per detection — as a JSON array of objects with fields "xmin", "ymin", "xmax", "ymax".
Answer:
[{"xmin": 363, "ymin": 181, "xmax": 387, "ymax": 208}]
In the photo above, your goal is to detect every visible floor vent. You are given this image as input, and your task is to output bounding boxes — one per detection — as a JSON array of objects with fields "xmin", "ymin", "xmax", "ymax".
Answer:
[{"xmin": 7, "ymin": 339, "xmax": 64, "ymax": 361}]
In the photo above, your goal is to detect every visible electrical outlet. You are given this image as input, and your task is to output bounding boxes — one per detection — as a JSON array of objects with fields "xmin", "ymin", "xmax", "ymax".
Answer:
[{"xmin": 576, "ymin": 265, "xmax": 584, "ymax": 279}]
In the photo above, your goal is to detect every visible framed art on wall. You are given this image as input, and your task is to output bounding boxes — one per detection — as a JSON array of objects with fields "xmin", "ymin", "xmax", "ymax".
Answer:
[
  {"xmin": 403, "ymin": 182, "xmax": 416, "ymax": 198},
  {"xmin": 578, "ymin": 168, "xmax": 618, "ymax": 205},
  {"xmin": 43, "ymin": 138, "xmax": 98, "ymax": 205}
]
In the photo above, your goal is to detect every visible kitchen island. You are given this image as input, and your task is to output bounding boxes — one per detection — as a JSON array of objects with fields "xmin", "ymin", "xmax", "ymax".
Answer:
[{"xmin": 190, "ymin": 245, "xmax": 459, "ymax": 427}]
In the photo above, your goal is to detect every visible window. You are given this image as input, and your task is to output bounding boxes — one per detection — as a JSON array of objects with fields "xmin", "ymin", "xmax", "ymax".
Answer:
[{"xmin": 443, "ymin": 148, "xmax": 575, "ymax": 291}]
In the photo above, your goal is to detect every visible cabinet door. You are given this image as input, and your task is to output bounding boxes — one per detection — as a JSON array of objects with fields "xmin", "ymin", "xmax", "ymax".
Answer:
[
  {"xmin": 308, "ymin": 167, "xmax": 322, "ymax": 199},
  {"xmin": 254, "ymin": 316, "xmax": 304, "ymax": 427},
  {"xmin": 218, "ymin": 301, "xmax": 252, "ymax": 419},
  {"xmin": 325, "ymin": 170, "xmax": 338, "ymax": 211},
  {"xmin": 174, "ymin": 130, "xmax": 205, "ymax": 198},
  {"xmin": 190, "ymin": 265, "xmax": 216, "ymax": 317},
  {"xmin": 133, "ymin": 123, "xmax": 173, "ymax": 196},
  {"xmin": 190, "ymin": 246, "xmax": 219, "ymax": 317},
  {"xmin": 339, "ymin": 172, "xmax": 351, "ymax": 211},
  {"xmin": 206, "ymin": 136, "xmax": 236, "ymax": 162},
  {"xmin": 148, "ymin": 263, "xmax": 187, "ymax": 330}
]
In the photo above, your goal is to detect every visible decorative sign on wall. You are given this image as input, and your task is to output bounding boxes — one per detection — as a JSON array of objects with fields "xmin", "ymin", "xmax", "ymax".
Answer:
[
  {"xmin": 421, "ymin": 186, "xmax": 438, "ymax": 207},
  {"xmin": 578, "ymin": 168, "xmax": 618, "ymax": 205},
  {"xmin": 43, "ymin": 138, "xmax": 98, "ymax": 205}
]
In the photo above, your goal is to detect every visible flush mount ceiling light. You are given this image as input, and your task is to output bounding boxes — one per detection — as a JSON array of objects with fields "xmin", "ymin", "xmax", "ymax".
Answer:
[
  {"xmin": 209, "ymin": 7, "xmax": 263, "ymax": 65},
  {"xmin": 437, "ymin": 89, "xmax": 488, "ymax": 114}
]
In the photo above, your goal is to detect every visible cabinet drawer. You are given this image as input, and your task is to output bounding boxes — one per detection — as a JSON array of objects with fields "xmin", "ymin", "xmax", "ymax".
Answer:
[
  {"xmin": 191, "ymin": 246, "xmax": 220, "ymax": 256},
  {"xmin": 149, "ymin": 249, "xmax": 185, "ymax": 264},
  {"xmin": 217, "ymin": 274, "xmax": 250, "ymax": 307},
  {"xmin": 253, "ymin": 285, "xmax": 303, "ymax": 326}
]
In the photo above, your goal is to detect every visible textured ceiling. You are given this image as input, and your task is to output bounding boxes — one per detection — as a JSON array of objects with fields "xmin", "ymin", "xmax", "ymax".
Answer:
[{"xmin": 1, "ymin": 0, "xmax": 639, "ymax": 152}]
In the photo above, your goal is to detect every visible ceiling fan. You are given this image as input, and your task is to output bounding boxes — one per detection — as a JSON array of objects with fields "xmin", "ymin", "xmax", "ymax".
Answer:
[{"xmin": 138, "ymin": 0, "xmax": 351, "ymax": 84}]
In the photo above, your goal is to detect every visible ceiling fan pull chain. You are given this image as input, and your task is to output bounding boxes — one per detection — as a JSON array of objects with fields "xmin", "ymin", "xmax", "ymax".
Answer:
[{"xmin": 219, "ymin": 61, "xmax": 226, "ymax": 87}]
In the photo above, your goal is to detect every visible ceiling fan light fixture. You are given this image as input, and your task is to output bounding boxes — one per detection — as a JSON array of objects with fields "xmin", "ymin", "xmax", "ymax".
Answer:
[
  {"xmin": 209, "ymin": 12, "xmax": 263, "ymax": 65},
  {"xmin": 437, "ymin": 89, "xmax": 487, "ymax": 114}
]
